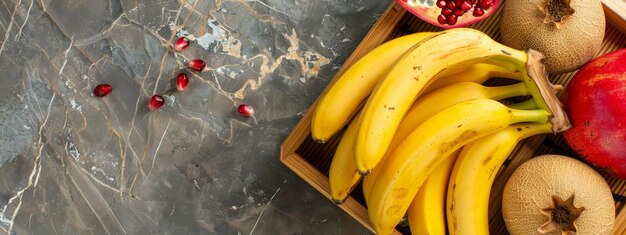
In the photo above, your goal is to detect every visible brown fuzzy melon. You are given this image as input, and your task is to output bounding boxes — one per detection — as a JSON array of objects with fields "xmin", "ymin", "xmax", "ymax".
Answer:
[
  {"xmin": 499, "ymin": 0, "xmax": 605, "ymax": 74},
  {"xmin": 502, "ymin": 155, "xmax": 615, "ymax": 234}
]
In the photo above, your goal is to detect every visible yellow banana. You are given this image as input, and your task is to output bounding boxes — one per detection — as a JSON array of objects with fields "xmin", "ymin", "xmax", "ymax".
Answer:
[
  {"xmin": 311, "ymin": 32, "xmax": 435, "ymax": 143},
  {"xmin": 329, "ymin": 112, "xmax": 361, "ymax": 203},
  {"xmin": 362, "ymin": 81, "xmax": 529, "ymax": 204},
  {"xmin": 407, "ymin": 150, "xmax": 459, "ymax": 235},
  {"xmin": 367, "ymin": 98, "xmax": 551, "ymax": 235},
  {"xmin": 354, "ymin": 28, "xmax": 547, "ymax": 175},
  {"xmin": 446, "ymin": 122, "xmax": 553, "ymax": 235}
]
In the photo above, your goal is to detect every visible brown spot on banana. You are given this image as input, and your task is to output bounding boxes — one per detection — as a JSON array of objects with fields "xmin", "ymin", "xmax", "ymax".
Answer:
[
  {"xmin": 439, "ymin": 130, "xmax": 478, "ymax": 154},
  {"xmin": 386, "ymin": 205, "xmax": 402, "ymax": 216},
  {"xmin": 487, "ymin": 166, "xmax": 498, "ymax": 181},
  {"xmin": 481, "ymin": 147, "xmax": 499, "ymax": 165},
  {"xmin": 392, "ymin": 188, "xmax": 409, "ymax": 199},
  {"xmin": 451, "ymin": 201, "xmax": 459, "ymax": 232}
]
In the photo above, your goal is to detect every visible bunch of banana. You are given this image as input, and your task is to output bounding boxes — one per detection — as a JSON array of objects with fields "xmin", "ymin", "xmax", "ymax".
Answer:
[
  {"xmin": 315, "ymin": 28, "xmax": 570, "ymax": 235},
  {"xmin": 331, "ymin": 81, "xmax": 530, "ymax": 203}
]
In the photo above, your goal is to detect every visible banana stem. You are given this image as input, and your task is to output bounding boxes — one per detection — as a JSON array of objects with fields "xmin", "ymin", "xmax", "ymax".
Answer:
[
  {"xmin": 508, "ymin": 99, "xmax": 537, "ymax": 110},
  {"xmin": 488, "ymin": 82, "xmax": 530, "ymax": 101},
  {"xmin": 522, "ymin": 50, "xmax": 572, "ymax": 133},
  {"xmin": 509, "ymin": 108, "xmax": 551, "ymax": 124}
]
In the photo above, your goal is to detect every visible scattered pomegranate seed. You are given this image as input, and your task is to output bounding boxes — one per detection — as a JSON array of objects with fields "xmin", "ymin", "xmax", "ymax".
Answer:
[
  {"xmin": 237, "ymin": 104, "xmax": 254, "ymax": 117},
  {"xmin": 437, "ymin": 15, "xmax": 447, "ymax": 24},
  {"xmin": 189, "ymin": 59, "xmax": 206, "ymax": 72},
  {"xmin": 442, "ymin": 8, "xmax": 453, "ymax": 16},
  {"xmin": 453, "ymin": 9, "xmax": 465, "ymax": 16},
  {"xmin": 460, "ymin": 1, "xmax": 473, "ymax": 11},
  {"xmin": 148, "ymin": 95, "xmax": 165, "ymax": 110},
  {"xmin": 176, "ymin": 73, "xmax": 189, "ymax": 91},
  {"xmin": 436, "ymin": 0, "xmax": 447, "ymax": 8},
  {"xmin": 480, "ymin": 0, "xmax": 494, "ymax": 10},
  {"xmin": 94, "ymin": 84, "xmax": 112, "ymax": 97},
  {"xmin": 473, "ymin": 7, "xmax": 485, "ymax": 16},
  {"xmin": 447, "ymin": 14, "xmax": 458, "ymax": 25},
  {"xmin": 174, "ymin": 37, "xmax": 189, "ymax": 51}
]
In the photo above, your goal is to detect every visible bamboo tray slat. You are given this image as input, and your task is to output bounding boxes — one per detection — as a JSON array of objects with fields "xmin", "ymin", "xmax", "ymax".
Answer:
[{"xmin": 280, "ymin": 1, "xmax": 626, "ymax": 234}]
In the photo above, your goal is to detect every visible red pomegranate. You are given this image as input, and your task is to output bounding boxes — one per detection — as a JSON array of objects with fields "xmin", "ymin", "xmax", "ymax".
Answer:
[
  {"xmin": 563, "ymin": 48, "xmax": 626, "ymax": 179},
  {"xmin": 396, "ymin": 0, "xmax": 499, "ymax": 29}
]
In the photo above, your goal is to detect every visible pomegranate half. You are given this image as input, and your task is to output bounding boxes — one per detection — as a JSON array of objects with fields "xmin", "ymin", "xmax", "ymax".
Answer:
[
  {"xmin": 396, "ymin": 0, "xmax": 500, "ymax": 28},
  {"xmin": 562, "ymin": 48, "xmax": 626, "ymax": 179}
]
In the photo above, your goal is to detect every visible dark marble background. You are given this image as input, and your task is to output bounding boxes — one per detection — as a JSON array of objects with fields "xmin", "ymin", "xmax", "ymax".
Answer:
[{"xmin": 0, "ymin": 0, "xmax": 391, "ymax": 234}]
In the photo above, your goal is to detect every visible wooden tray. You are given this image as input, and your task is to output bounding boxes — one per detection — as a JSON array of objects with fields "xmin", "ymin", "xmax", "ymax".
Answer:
[{"xmin": 280, "ymin": 1, "xmax": 626, "ymax": 234}]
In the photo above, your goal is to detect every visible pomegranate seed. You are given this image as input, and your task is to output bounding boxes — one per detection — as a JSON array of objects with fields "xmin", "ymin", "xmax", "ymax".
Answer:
[
  {"xmin": 441, "ymin": 8, "xmax": 453, "ymax": 16},
  {"xmin": 436, "ymin": 0, "xmax": 446, "ymax": 8},
  {"xmin": 480, "ymin": 0, "xmax": 494, "ymax": 9},
  {"xmin": 148, "ymin": 95, "xmax": 165, "ymax": 110},
  {"xmin": 461, "ymin": 1, "xmax": 473, "ymax": 11},
  {"xmin": 455, "ymin": 0, "xmax": 464, "ymax": 6},
  {"xmin": 93, "ymin": 84, "xmax": 112, "ymax": 97},
  {"xmin": 453, "ymin": 9, "xmax": 465, "ymax": 16},
  {"xmin": 188, "ymin": 59, "xmax": 206, "ymax": 72},
  {"xmin": 472, "ymin": 0, "xmax": 477, "ymax": 3},
  {"xmin": 446, "ymin": 1, "xmax": 455, "ymax": 9},
  {"xmin": 447, "ymin": 14, "xmax": 457, "ymax": 25},
  {"xmin": 237, "ymin": 104, "xmax": 254, "ymax": 117},
  {"xmin": 176, "ymin": 73, "xmax": 189, "ymax": 91},
  {"xmin": 174, "ymin": 37, "xmax": 189, "ymax": 51},
  {"xmin": 473, "ymin": 7, "xmax": 485, "ymax": 16},
  {"xmin": 437, "ymin": 15, "xmax": 447, "ymax": 24}
]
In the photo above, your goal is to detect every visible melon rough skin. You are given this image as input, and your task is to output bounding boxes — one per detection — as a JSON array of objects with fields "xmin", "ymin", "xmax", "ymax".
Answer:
[
  {"xmin": 502, "ymin": 155, "xmax": 615, "ymax": 235},
  {"xmin": 499, "ymin": 0, "xmax": 605, "ymax": 74}
]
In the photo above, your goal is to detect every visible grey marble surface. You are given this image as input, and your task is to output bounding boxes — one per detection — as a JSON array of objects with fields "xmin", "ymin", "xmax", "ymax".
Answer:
[{"xmin": 0, "ymin": 0, "xmax": 391, "ymax": 234}]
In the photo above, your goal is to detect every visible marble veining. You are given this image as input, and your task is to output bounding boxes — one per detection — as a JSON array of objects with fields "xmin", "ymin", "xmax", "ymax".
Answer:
[{"xmin": 0, "ymin": 0, "xmax": 389, "ymax": 234}]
